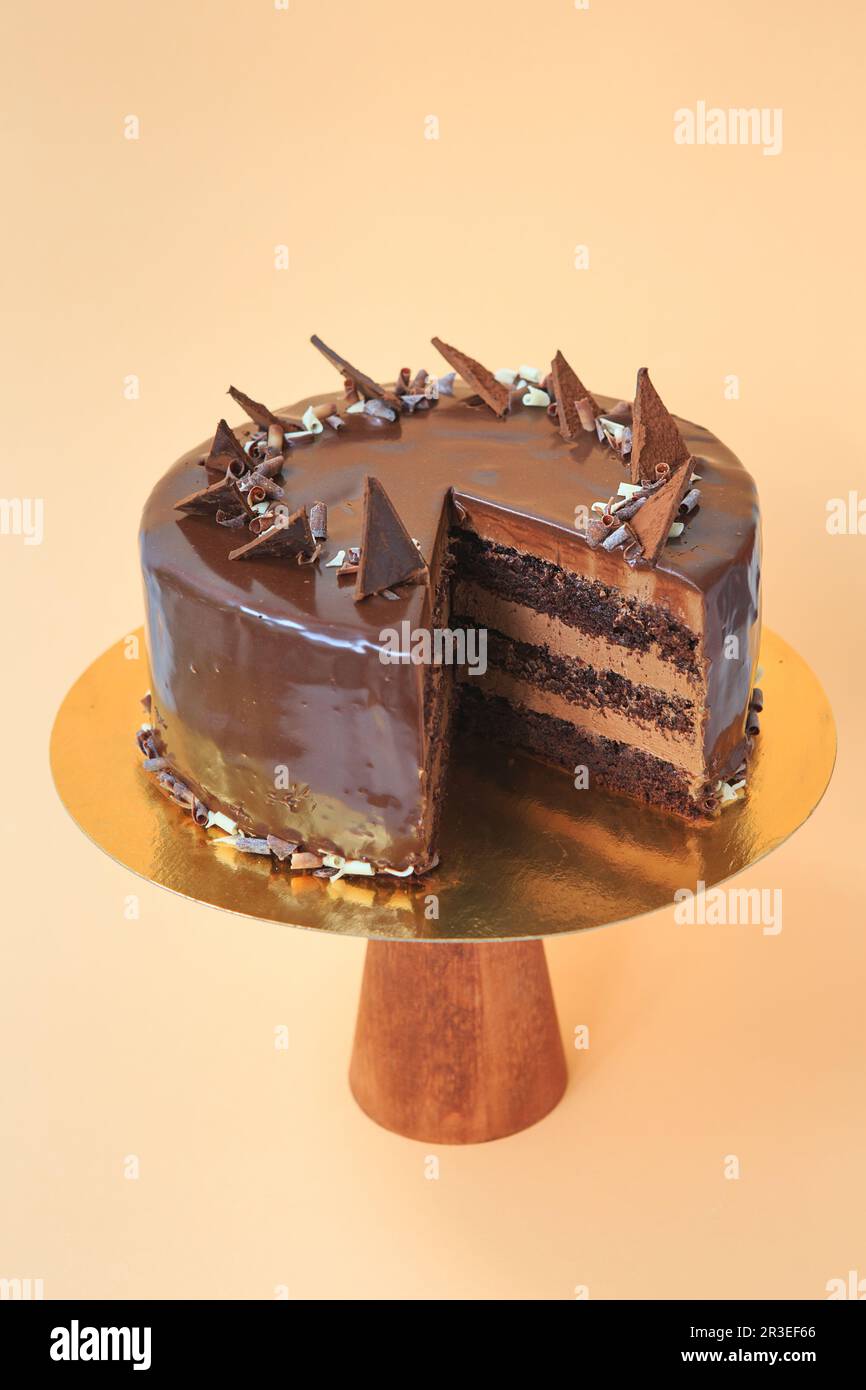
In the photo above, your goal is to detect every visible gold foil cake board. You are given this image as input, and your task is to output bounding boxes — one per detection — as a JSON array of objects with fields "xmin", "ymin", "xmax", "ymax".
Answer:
[{"xmin": 50, "ymin": 629, "xmax": 835, "ymax": 942}]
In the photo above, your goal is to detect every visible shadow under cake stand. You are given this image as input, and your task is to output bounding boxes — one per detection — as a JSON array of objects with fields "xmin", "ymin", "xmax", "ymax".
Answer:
[{"xmin": 50, "ymin": 629, "xmax": 835, "ymax": 1143}]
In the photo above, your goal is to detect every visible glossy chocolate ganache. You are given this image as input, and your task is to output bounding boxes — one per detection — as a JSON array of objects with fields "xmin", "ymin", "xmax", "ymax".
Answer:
[{"xmin": 138, "ymin": 339, "xmax": 761, "ymax": 879}]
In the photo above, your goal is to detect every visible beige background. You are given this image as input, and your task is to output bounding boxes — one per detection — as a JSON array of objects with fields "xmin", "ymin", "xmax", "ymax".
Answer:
[{"xmin": 2, "ymin": 0, "xmax": 864, "ymax": 1299}]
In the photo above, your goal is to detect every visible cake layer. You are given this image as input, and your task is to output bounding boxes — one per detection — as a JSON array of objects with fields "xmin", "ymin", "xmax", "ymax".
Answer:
[
  {"xmin": 452, "ymin": 530, "xmax": 702, "ymax": 674},
  {"xmin": 460, "ymin": 685, "xmax": 707, "ymax": 819},
  {"xmin": 460, "ymin": 667, "xmax": 706, "ymax": 781},
  {"xmin": 452, "ymin": 578, "xmax": 700, "ymax": 699},
  {"xmin": 452, "ymin": 622, "xmax": 698, "ymax": 737}
]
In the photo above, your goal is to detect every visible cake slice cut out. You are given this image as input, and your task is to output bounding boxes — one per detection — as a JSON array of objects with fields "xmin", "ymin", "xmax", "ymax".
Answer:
[
  {"xmin": 431, "ymin": 337, "xmax": 510, "ymax": 417},
  {"xmin": 310, "ymin": 334, "xmax": 387, "ymax": 400},
  {"xmin": 551, "ymin": 350, "xmax": 599, "ymax": 441},
  {"xmin": 630, "ymin": 368, "xmax": 691, "ymax": 484},
  {"xmin": 354, "ymin": 476, "xmax": 428, "ymax": 602}
]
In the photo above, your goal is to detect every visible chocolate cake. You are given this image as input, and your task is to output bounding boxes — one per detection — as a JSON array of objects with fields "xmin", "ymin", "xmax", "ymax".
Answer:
[{"xmin": 138, "ymin": 337, "xmax": 761, "ymax": 881}]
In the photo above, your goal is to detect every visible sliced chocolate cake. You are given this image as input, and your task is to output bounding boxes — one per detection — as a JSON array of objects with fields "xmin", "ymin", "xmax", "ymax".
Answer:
[{"xmin": 138, "ymin": 337, "xmax": 761, "ymax": 880}]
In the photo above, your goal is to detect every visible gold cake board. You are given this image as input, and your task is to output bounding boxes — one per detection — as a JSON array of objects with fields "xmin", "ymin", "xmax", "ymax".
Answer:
[{"xmin": 50, "ymin": 628, "xmax": 835, "ymax": 1141}]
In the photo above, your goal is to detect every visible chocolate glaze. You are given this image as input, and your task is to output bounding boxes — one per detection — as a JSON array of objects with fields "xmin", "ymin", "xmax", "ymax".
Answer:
[{"xmin": 139, "ymin": 380, "xmax": 761, "ymax": 870}]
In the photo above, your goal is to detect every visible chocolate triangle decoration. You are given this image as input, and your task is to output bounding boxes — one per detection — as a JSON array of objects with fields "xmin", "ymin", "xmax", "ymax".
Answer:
[
  {"xmin": 551, "ymin": 350, "xmax": 599, "ymax": 441},
  {"xmin": 627, "ymin": 457, "xmax": 693, "ymax": 564},
  {"xmin": 431, "ymin": 337, "xmax": 510, "ymax": 417},
  {"xmin": 310, "ymin": 335, "xmax": 386, "ymax": 400},
  {"xmin": 354, "ymin": 476, "xmax": 428, "ymax": 602},
  {"xmin": 175, "ymin": 472, "xmax": 248, "ymax": 518},
  {"xmin": 228, "ymin": 386, "xmax": 303, "ymax": 434},
  {"xmin": 630, "ymin": 368, "xmax": 690, "ymax": 484},
  {"xmin": 204, "ymin": 418, "xmax": 251, "ymax": 478},
  {"xmin": 228, "ymin": 506, "xmax": 316, "ymax": 562}
]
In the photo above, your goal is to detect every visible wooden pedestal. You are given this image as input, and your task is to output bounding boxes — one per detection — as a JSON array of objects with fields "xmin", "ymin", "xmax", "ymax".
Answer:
[{"xmin": 349, "ymin": 940, "xmax": 568, "ymax": 1143}]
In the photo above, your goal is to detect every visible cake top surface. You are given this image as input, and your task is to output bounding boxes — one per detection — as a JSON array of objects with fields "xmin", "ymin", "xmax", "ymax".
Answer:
[{"xmin": 140, "ymin": 352, "xmax": 760, "ymax": 635}]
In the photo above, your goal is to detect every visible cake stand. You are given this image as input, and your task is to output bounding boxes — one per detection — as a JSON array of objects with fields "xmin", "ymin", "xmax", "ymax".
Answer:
[{"xmin": 50, "ymin": 629, "xmax": 835, "ymax": 1142}]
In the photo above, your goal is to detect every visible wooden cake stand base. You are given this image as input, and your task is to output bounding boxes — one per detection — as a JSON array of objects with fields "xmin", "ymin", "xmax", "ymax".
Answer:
[{"xmin": 350, "ymin": 940, "xmax": 566, "ymax": 1143}]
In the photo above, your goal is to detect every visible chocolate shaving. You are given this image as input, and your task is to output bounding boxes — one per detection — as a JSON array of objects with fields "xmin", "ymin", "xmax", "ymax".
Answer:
[
  {"xmin": 228, "ymin": 505, "xmax": 316, "ymax": 562},
  {"xmin": 215, "ymin": 509, "xmax": 248, "ymax": 529},
  {"xmin": 205, "ymin": 418, "xmax": 251, "ymax": 478},
  {"xmin": 228, "ymin": 385, "xmax": 303, "ymax": 434},
  {"xmin": 630, "ymin": 368, "xmax": 691, "ymax": 485},
  {"xmin": 627, "ymin": 457, "xmax": 693, "ymax": 564},
  {"xmin": 267, "ymin": 834, "xmax": 299, "ymax": 861},
  {"xmin": 309, "ymin": 501, "xmax": 328, "ymax": 540},
  {"xmin": 430, "ymin": 337, "xmax": 510, "ymax": 418},
  {"xmin": 175, "ymin": 472, "xmax": 248, "ymax": 518},
  {"xmin": 310, "ymin": 334, "xmax": 386, "ymax": 400},
  {"xmin": 291, "ymin": 850, "xmax": 324, "ymax": 871},
  {"xmin": 746, "ymin": 712, "xmax": 761, "ymax": 736},
  {"xmin": 192, "ymin": 800, "xmax": 209, "ymax": 826},
  {"xmin": 550, "ymin": 349, "xmax": 599, "ymax": 441},
  {"xmin": 749, "ymin": 687, "xmax": 764, "ymax": 713},
  {"xmin": 354, "ymin": 476, "xmax": 428, "ymax": 601}
]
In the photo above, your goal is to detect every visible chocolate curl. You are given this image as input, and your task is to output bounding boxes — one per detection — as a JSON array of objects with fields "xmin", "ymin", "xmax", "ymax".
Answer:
[
  {"xmin": 228, "ymin": 505, "xmax": 316, "ymax": 562},
  {"xmin": 309, "ymin": 501, "xmax": 328, "ymax": 541},
  {"xmin": 430, "ymin": 337, "xmax": 510, "ymax": 418},
  {"xmin": 205, "ymin": 418, "xmax": 251, "ymax": 478},
  {"xmin": 354, "ymin": 476, "xmax": 428, "ymax": 602},
  {"xmin": 630, "ymin": 367, "xmax": 691, "ymax": 485},
  {"xmin": 746, "ymin": 711, "xmax": 761, "ymax": 736},
  {"xmin": 678, "ymin": 487, "xmax": 701, "ymax": 517},
  {"xmin": 626, "ymin": 456, "xmax": 693, "ymax": 564},
  {"xmin": 749, "ymin": 687, "xmax": 764, "ymax": 713},
  {"xmin": 250, "ymin": 453, "xmax": 283, "ymax": 479},
  {"xmin": 238, "ymin": 469, "xmax": 284, "ymax": 503},
  {"xmin": 192, "ymin": 800, "xmax": 210, "ymax": 826},
  {"xmin": 310, "ymin": 334, "xmax": 386, "ymax": 400},
  {"xmin": 550, "ymin": 350, "xmax": 599, "ymax": 441},
  {"xmin": 394, "ymin": 367, "xmax": 412, "ymax": 396},
  {"xmin": 175, "ymin": 471, "xmax": 248, "ymax": 518},
  {"xmin": 267, "ymin": 422, "xmax": 285, "ymax": 456},
  {"xmin": 228, "ymin": 385, "xmax": 303, "ymax": 434},
  {"xmin": 576, "ymin": 398, "xmax": 597, "ymax": 433}
]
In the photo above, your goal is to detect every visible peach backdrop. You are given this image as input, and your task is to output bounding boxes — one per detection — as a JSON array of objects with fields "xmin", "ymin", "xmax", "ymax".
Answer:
[{"xmin": 2, "ymin": 0, "xmax": 863, "ymax": 1298}]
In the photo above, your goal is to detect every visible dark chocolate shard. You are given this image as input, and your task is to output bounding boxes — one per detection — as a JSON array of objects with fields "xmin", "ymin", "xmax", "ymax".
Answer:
[
  {"xmin": 354, "ymin": 476, "xmax": 428, "ymax": 602},
  {"xmin": 228, "ymin": 505, "xmax": 316, "ymax": 562},
  {"xmin": 627, "ymin": 457, "xmax": 693, "ymax": 564},
  {"xmin": 551, "ymin": 349, "xmax": 599, "ymax": 441},
  {"xmin": 309, "ymin": 334, "xmax": 386, "ymax": 400},
  {"xmin": 430, "ymin": 337, "xmax": 510, "ymax": 417},
  {"xmin": 205, "ymin": 418, "xmax": 251, "ymax": 478},
  {"xmin": 175, "ymin": 472, "xmax": 248, "ymax": 518},
  {"xmin": 630, "ymin": 368, "xmax": 691, "ymax": 484},
  {"xmin": 228, "ymin": 385, "xmax": 303, "ymax": 434}
]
